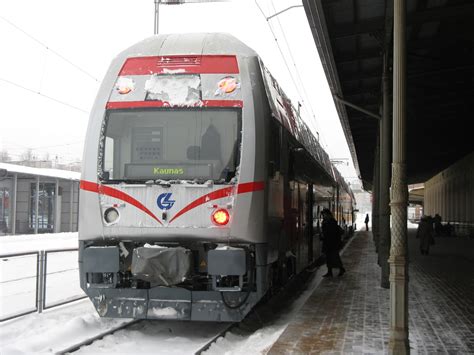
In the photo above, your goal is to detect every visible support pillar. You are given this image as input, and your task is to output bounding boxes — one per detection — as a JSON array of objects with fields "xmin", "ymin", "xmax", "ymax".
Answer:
[
  {"xmin": 373, "ymin": 135, "xmax": 380, "ymax": 253},
  {"xmin": 154, "ymin": 0, "xmax": 160, "ymax": 35},
  {"xmin": 69, "ymin": 181, "xmax": 74, "ymax": 232},
  {"xmin": 389, "ymin": 0, "xmax": 409, "ymax": 353},
  {"xmin": 380, "ymin": 53, "xmax": 392, "ymax": 289},
  {"xmin": 12, "ymin": 174, "xmax": 17, "ymax": 235},
  {"xmin": 54, "ymin": 179, "xmax": 60, "ymax": 233},
  {"xmin": 34, "ymin": 176, "xmax": 40, "ymax": 234}
]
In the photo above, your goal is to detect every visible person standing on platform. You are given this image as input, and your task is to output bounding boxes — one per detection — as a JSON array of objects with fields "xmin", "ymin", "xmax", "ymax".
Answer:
[
  {"xmin": 364, "ymin": 213, "xmax": 370, "ymax": 231},
  {"xmin": 321, "ymin": 209, "xmax": 346, "ymax": 277},
  {"xmin": 433, "ymin": 213, "xmax": 443, "ymax": 236},
  {"xmin": 417, "ymin": 215, "xmax": 434, "ymax": 255}
]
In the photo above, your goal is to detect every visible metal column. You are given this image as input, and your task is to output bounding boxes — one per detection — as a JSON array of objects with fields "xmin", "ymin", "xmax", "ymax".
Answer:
[
  {"xmin": 12, "ymin": 174, "xmax": 17, "ymax": 234},
  {"xmin": 380, "ymin": 53, "xmax": 392, "ymax": 289},
  {"xmin": 54, "ymin": 179, "xmax": 60, "ymax": 233},
  {"xmin": 34, "ymin": 176, "xmax": 40, "ymax": 234},
  {"xmin": 154, "ymin": 0, "xmax": 160, "ymax": 35},
  {"xmin": 389, "ymin": 0, "xmax": 409, "ymax": 353},
  {"xmin": 69, "ymin": 181, "xmax": 74, "ymax": 232},
  {"xmin": 373, "ymin": 135, "xmax": 380, "ymax": 252}
]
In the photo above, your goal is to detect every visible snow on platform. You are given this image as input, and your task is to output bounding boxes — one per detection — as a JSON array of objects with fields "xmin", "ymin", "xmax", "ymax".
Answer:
[
  {"xmin": 268, "ymin": 231, "xmax": 474, "ymax": 354},
  {"xmin": 0, "ymin": 232, "xmax": 78, "ymax": 255}
]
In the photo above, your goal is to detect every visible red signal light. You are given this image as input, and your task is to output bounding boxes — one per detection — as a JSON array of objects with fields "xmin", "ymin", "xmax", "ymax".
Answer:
[{"xmin": 212, "ymin": 209, "xmax": 230, "ymax": 226}]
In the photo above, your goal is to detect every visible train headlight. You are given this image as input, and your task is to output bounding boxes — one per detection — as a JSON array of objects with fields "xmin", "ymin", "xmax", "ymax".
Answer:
[
  {"xmin": 216, "ymin": 77, "xmax": 239, "ymax": 94},
  {"xmin": 115, "ymin": 77, "xmax": 135, "ymax": 95},
  {"xmin": 211, "ymin": 208, "xmax": 230, "ymax": 226},
  {"xmin": 104, "ymin": 207, "xmax": 120, "ymax": 224}
]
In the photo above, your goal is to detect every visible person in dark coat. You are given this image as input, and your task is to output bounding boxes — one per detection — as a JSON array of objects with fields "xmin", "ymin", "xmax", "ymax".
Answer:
[
  {"xmin": 433, "ymin": 213, "xmax": 443, "ymax": 236},
  {"xmin": 417, "ymin": 215, "xmax": 434, "ymax": 255},
  {"xmin": 364, "ymin": 213, "xmax": 370, "ymax": 231},
  {"xmin": 321, "ymin": 208, "xmax": 346, "ymax": 277}
]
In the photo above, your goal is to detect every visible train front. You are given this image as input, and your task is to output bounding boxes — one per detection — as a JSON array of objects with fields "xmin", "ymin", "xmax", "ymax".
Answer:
[{"xmin": 78, "ymin": 34, "xmax": 267, "ymax": 322}]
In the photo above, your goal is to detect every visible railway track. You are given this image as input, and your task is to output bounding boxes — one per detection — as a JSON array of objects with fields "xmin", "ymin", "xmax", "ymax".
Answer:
[
  {"xmin": 55, "ymin": 318, "xmax": 234, "ymax": 354},
  {"xmin": 56, "ymin": 319, "xmax": 141, "ymax": 354},
  {"xmin": 194, "ymin": 322, "xmax": 235, "ymax": 354}
]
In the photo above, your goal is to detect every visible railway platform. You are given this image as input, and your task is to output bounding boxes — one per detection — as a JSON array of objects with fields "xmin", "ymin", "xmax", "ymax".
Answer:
[{"xmin": 269, "ymin": 230, "xmax": 474, "ymax": 354}]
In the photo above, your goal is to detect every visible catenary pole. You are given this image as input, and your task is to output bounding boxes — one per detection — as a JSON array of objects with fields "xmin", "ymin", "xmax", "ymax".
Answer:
[{"xmin": 154, "ymin": 0, "xmax": 160, "ymax": 35}]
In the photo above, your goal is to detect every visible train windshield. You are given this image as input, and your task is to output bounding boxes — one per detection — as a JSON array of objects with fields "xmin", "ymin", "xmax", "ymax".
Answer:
[{"xmin": 99, "ymin": 108, "xmax": 241, "ymax": 184}]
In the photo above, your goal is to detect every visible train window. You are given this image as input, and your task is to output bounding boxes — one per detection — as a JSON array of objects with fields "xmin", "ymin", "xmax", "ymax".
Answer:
[
  {"xmin": 99, "ymin": 109, "xmax": 241, "ymax": 183},
  {"xmin": 104, "ymin": 137, "xmax": 114, "ymax": 179}
]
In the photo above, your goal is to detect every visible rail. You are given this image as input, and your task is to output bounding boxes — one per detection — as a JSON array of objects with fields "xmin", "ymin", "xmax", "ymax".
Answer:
[{"xmin": 0, "ymin": 248, "xmax": 86, "ymax": 322}]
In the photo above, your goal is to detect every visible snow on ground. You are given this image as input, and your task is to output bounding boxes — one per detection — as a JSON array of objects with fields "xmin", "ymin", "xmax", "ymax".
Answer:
[
  {"xmin": 203, "ymin": 273, "xmax": 327, "ymax": 355},
  {"xmin": 0, "ymin": 232, "xmax": 82, "ymax": 319},
  {"xmin": 204, "ymin": 324, "xmax": 287, "ymax": 355},
  {"xmin": 203, "ymin": 238, "xmax": 359, "ymax": 355},
  {"xmin": 3, "ymin": 230, "xmax": 420, "ymax": 354},
  {"xmin": 1, "ymin": 297, "xmax": 227, "ymax": 354},
  {"xmin": 0, "ymin": 232, "xmax": 78, "ymax": 254},
  {"xmin": 0, "ymin": 231, "xmax": 323, "ymax": 354},
  {"xmin": 1, "ymin": 299, "xmax": 131, "ymax": 354},
  {"xmin": 74, "ymin": 319, "xmax": 227, "ymax": 354}
]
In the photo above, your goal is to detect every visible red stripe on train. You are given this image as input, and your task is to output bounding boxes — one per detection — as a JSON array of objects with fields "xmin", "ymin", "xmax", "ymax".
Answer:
[
  {"xmin": 106, "ymin": 100, "xmax": 243, "ymax": 110},
  {"xmin": 80, "ymin": 180, "xmax": 264, "ymax": 226},
  {"xmin": 169, "ymin": 181, "xmax": 265, "ymax": 224},
  {"xmin": 79, "ymin": 180, "xmax": 163, "ymax": 225},
  {"xmin": 119, "ymin": 55, "xmax": 239, "ymax": 76}
]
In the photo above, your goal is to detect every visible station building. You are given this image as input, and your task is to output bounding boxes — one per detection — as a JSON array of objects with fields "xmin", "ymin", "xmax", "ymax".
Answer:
[{"xmin": 0, "ymin": 162, "xmax": 80, "ymax": 236}]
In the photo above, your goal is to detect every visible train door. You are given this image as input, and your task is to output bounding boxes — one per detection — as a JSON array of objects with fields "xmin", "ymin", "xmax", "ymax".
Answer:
[
  {"xmin": 285, "ymin": 180, "xmax": 298, "ymax": 275},
  {"xmin": 307, "ymin": 184, "xmax": 314, "ymax": 264},
  {"xmin": 297, "ymin": 183, "xmax": 308, "ymax": 272}
]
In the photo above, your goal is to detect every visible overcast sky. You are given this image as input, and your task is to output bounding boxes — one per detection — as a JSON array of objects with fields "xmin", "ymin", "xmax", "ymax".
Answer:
[{"xmin": 0, "ymin": 0, "xmax": 357, "ymax": 180}]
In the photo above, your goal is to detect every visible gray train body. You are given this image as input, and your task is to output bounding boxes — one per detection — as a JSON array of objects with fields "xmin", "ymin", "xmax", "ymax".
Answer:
[{"xmin": 79, "ymin": 33, "xmax": 355, "ymax": 322}]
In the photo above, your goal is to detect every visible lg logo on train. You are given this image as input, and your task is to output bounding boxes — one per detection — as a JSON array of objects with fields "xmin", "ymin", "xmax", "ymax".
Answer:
[{"xmin": 157, "ymin": 193, "xmax": 175, "ymax": 210}]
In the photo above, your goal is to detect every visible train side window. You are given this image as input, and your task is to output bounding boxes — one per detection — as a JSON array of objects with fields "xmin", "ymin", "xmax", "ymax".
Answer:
[
  {"xmin": 104, "ymin": 137, "xmax": 114, "ymax": 179},
  {"xmin": 268, "ymin": 119, "xmax": 281, "ymax": 177}
]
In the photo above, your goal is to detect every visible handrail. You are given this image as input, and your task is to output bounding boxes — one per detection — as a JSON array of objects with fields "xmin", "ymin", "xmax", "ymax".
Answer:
[{"xmin": 0, "ymin": 248, "xmax": 85, "ymax": 322}]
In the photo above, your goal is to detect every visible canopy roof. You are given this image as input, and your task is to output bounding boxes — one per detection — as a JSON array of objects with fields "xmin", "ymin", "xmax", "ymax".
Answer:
[{"xmin": 303, "ymin": 0, "xmax": 474, "ymax": 188}]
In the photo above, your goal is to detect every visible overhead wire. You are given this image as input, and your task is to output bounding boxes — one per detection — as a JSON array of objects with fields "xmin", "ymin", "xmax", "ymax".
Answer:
[
  {"xmin": 0, "ymin": 15, "xmax": 100, "ymax": 83},
  {"xmin": 0, "ymin": 77, "xmax": 89, "ymax": 114},
  {"xmin": 254, "ymin": 0, "xmax": 329, "ymax": 151},
  {"xmin": 268, "ymin": 0, "xmax": 329, "ymax": 151},
  {"xmin": 0, "ymin": 15, "xmax": 93, "ymax": 165}
]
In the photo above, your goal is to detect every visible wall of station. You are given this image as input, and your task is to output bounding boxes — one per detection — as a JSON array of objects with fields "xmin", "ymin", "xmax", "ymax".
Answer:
[
  {"xmin": 0, "ymin": 175, "xmax": 79, "ymax": 235},
  {"xmin": 424, "ymin": 152, "xmax": 474, "ymax": 237}
]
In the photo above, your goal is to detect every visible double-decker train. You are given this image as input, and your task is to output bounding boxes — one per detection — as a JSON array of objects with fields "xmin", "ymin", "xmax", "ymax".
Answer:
[{"xmin": 79, "ymin": 33, "xmax": 355, "ymax": 322}]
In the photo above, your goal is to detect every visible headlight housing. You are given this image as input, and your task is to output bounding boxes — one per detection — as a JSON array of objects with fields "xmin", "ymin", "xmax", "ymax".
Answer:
[{"xmin": 104, "ymin": 207, "xmax": 120, "ymax": 224}]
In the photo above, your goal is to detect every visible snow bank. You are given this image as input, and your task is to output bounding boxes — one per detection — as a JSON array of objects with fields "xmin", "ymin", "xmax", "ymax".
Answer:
[{"xmin": 0, "ymin": 300, "xmax": 130, "ymax": 354}]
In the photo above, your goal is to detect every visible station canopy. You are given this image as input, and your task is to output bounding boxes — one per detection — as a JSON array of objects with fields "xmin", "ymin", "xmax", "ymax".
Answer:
[{"xmin": 303, "ymin": 0, "xmax": 474, "ymax": 188}]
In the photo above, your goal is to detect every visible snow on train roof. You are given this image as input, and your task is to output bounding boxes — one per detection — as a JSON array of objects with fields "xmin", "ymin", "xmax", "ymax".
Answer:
[
  {"xmin": 0, "ymin": 162, "xmax": 80, "ymax": 181},
  {"xmin": 118, "ymin": 33, "xmax": 258, "ymax": 58}
]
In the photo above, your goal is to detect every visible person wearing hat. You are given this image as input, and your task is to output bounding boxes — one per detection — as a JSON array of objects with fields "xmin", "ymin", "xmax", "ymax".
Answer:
[{"xmin": 321, "ymin": 208, "xmax": 346, "ymax": 277}]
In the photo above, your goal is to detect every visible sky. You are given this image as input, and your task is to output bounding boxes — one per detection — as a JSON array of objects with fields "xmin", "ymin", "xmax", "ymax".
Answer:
[{"xmin": 0, "ymin": 0, "xmax": 358, "ymax": 180}]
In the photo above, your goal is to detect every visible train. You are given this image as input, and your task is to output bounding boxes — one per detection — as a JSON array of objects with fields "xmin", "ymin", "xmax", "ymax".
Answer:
[{"xmin": 78, "ymin": 33, "xmax": 356, "ymax": 322}]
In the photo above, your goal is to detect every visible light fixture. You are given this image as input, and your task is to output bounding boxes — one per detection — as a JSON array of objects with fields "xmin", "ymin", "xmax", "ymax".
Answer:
[
  {"xmin": 211, "ymin": 208, "xmax": 230, "ymax": 226},
  {"xmin": 104, "ymin": 207, "xmax": 120, "ymax": 224}
]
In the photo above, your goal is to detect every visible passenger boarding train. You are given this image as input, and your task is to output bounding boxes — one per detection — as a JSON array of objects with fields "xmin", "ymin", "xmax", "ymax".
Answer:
[{"xmin": 79, "ymin": 33, "xmax": 355, "ymax": 322}]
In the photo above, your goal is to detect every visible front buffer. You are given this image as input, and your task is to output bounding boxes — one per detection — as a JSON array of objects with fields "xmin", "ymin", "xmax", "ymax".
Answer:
[{"xmin": 78, "ymin": 241, "xmax": 266, "ymax": 322}]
